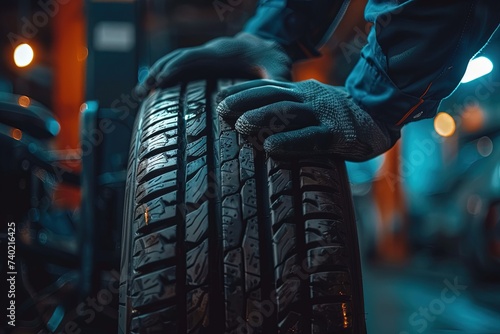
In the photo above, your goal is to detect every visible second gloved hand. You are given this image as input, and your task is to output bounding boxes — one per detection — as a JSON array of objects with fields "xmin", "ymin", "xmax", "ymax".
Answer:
[
  {"xmin": 217, "ymin": 79, "xmax": 400, "ymax": 161},
  {"xmin": 135, "ymin": 33, "xmax": 292, "ymax": 98}
]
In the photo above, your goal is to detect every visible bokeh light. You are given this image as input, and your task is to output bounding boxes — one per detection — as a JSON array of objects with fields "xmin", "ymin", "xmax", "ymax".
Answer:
[
  {"xmin": 18, "ymin": 95, "xmax": 31, "ymax": 107},
  {"xmin": 11, "ymin": 128, "xmax": 22, "ymax": 140},
  {"xmin": 13, "ymin": 43, "xmax": 34, "ymax": 67},
  {"xmin": 461, "ymin": 56, "xmax": 493, "ymax": 83},
  {"xmin": 434, "ymin": 112, "xmax": 456, "ymax": 137},
  {"xmin": 477, "ymin": 136, "xmax": 493, "ymax": 157},
  {"xmin": 461, "ymin": 104, "xmax": 484, "ymax": 133}
]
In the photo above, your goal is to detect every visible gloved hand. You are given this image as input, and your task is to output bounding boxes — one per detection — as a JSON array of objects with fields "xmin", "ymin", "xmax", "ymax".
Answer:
[
  {"xmin": 217, "ymin": 79, "xmax": 400, "ymax": 161},
  {"xmin": 135, "ymin": 33, "xmax": 292, "ymax": 98}
]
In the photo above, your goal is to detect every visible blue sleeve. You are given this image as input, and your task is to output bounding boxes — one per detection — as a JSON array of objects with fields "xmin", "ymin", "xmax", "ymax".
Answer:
[
  {"xmin": 244, "ymin": 0, "xmax": 350, "ymax": 61},
  {"xmin": 346, "ymin": 0, "xmax": 499, "ymax": 128}
]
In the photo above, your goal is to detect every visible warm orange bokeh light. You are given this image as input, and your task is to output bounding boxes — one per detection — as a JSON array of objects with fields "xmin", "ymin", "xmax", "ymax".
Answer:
[
  {"xmin": 11, "ymin": 128, "xmax": 22, "ymax": 140},
  {"xmin": 18, "ymin": 95, "xmax": 31, "ymax": 107},
  {"xmin": 434, "ymin": 112, "xmax": 456, "ymax": 137}
]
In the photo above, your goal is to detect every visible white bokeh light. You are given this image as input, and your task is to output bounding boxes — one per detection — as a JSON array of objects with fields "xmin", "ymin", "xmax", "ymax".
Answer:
[
  {"xmin": 461, "ymin": 56, "xmax": 493, "ymax": 83},
  {"xmin": 14, "ymin": 43, "xmax": 34, "ymax": 68}
]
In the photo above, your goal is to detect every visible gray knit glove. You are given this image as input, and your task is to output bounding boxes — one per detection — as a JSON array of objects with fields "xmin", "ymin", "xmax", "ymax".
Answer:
[
  {"xmin": 136, "ymin": 33, "xmax": 292, "ymax": 98},
  {"xmin": 217, "ymin": 79, "xmax": 400, "ymax": 161}
]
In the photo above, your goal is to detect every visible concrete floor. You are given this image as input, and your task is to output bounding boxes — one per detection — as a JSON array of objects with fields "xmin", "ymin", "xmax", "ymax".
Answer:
[{"xmin": 362, "ymin": 256, "xmax": 500, "ymax": 334}]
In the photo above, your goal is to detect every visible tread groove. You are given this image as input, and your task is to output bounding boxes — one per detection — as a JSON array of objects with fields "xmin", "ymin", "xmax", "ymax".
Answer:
[
  {"xmin": 175, "ymin": 83, "xmax": 188, "ymax": 334},
  {"xmin": 255, "ymin": 152, "xmax": 277, "ymax": 334},
  {"xmin": 292, "ymin": 161, "xmax": 311, "ymax": 333},
  {"xmin": 206, "ymin": 79, "xmax": 225, "ymax": 334}
]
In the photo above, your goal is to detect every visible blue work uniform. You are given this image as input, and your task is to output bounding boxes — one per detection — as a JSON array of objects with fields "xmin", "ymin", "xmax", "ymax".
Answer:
[{"xmin": 244, "ymin": 0, "xmax": 499, "ymax": 129}]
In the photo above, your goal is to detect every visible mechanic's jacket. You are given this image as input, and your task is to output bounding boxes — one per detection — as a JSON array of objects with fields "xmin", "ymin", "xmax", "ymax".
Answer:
[{"xmin": 244, "ymin": 0, "xmax": 499, "ymax": 129}]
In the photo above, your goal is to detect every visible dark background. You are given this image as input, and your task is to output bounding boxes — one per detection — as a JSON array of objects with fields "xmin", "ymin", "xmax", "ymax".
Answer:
[{"xmin": 1, "ymin": 1, "xmax": 499, "ymax": 333}]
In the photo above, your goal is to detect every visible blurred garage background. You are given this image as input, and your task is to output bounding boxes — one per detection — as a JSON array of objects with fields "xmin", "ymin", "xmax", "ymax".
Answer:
[{"xmin": 1, "ymin": 0, "xmax": 499, "ymax": 333}]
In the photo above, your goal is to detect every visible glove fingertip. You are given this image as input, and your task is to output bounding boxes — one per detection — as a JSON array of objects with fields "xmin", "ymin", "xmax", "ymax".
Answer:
[
  {"xmin": 216, "ymin": 100, "xmax": 231, "ymax": 117},
  {"xmin": 263, "ymin": 135, "xmax": 282, "ymax": 154},
  {"xmin": 234, "ymin": 116, "xmax": 250, "ymax": 134},
  {"xmin": 235, "ymin": 115, "xmax": 263, "ymax": 135}
]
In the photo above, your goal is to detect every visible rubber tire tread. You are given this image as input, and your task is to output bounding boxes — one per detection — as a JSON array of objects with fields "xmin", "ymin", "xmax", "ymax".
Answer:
[{"xmin": 119, "ymin": 80, "xmax": 367, "ymax": 334}]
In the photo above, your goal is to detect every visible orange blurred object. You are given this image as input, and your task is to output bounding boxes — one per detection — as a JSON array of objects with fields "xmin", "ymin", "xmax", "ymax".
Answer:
[
  {"xmin": 461, "ymin": 104, "xmax": 485, "ymax": 133},
  {"xmin": 18, "ymin": 95, "xmax": 31, "ymax": 107},
  {"xmin": 11, "ymin": 128, "xmax": 22, "ymax": 140},
  {"xmin": 293, "ymin": 47, "xmax": 333, "ymax": 83},
  {"xmin": 434, "ymin": 112, "xmax": 456, "ymax": 137},
  {"xmin": 373, "ymin": 142, "xmax": 409, "ymax": 263},
  {"xmin": 51, "ymin": 0, "xmax": 86, "ymax": 208}
]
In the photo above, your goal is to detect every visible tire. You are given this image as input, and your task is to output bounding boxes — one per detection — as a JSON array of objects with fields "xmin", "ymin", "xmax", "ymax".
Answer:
[{"xmin": 119, "ymin": 80, "xmax": 367, "ymax": 334}]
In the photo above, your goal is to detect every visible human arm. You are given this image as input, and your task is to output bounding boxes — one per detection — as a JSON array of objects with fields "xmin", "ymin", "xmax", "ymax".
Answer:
[
  {"xmin": 217, "ymin": 0, "xmax": 499, "ymax": 160},
  {"xmin": 135, "ymin": 0, "xmax": 351, "ymax": 96}
]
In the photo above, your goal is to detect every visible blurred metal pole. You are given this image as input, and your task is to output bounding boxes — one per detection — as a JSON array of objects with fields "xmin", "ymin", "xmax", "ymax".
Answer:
[{"xmin": 81, "ymin": 0, "xmax": 140, "ymax": 300}]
